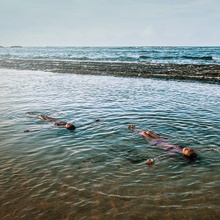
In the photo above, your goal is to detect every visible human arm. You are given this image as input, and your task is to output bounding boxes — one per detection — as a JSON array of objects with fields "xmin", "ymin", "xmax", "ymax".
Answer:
[
  {"xmin": 53, "ymin": 121, "xmax": 67, "ymax": 126},
  {"xmin": 24, "ymin": 129, "xmax": 39, "ymax": 133},
  {"xmin": 38, "ymin": 115, "xmax": 56, "ymax": 122}
]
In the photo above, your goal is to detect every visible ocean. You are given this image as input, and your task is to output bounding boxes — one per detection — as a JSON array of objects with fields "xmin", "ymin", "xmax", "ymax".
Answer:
[
  {"xmin": 0, "ymin": 46, "xmax": 220, "ymax": 64},
  {"xmin": 0, "ymin": 47, "xmax": 220, "ymax": 219}
]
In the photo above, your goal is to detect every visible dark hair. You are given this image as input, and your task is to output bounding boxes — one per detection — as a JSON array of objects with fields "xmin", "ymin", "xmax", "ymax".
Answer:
[
  {"xmin": 183, "ymin": 154, "xmax": 198, "ymax": 164},
  {"xmin": 189, "ymin": 152, "xmax": 198, "ymax": 159},
  {"xmin": 66, "ymin": 123, "xmax": 76, "ymax": 130},
  {"xmin": 185, "ymin": 150, "xmax": 198, "ymax": 159},
  {"xmin": 183, "ymin": 147, "xmax": 198, "ymax": 159}
]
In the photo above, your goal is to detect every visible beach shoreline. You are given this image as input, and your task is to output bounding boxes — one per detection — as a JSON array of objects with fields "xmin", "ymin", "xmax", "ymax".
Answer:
[{"xmin": 0, "ymin": 59, "xmax": 220, "ymax": 83}]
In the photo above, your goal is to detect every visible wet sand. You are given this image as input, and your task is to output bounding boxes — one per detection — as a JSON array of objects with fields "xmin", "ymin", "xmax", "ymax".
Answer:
[{"xmin": 0, "ymin": 59, "xmax": 220, "ymax": 83}]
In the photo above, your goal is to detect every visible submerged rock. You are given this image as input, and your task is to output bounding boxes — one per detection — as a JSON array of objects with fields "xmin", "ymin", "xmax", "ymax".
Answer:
[{"xmin": 0, "ymin": 59, "xmax": 219, "ymax": 83}]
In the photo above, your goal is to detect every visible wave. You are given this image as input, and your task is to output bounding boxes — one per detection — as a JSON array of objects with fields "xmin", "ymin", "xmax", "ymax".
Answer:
[
  {"xmin": 139, "ymin": 55, "xmax": 151, "ymax": 59},
  {"xmin": 213, "ymin": 56, "xmax": 220, "ymax": 62},
  {"xmin": 161, "ymin": 56, "xmax": 176, "ymax": 60},
  {"xmin": 1, "ymin": 47, "xmax": 219, "ymax": 65},
  {"xmin": 182, "ymin": 56, "xmax": 214, "ymax": 61}
]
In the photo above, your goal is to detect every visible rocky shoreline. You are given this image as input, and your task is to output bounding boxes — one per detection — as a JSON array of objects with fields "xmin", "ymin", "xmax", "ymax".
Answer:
[{"xmin": 0, "ymin": 59, "xmax": 220, "ymax": 83}]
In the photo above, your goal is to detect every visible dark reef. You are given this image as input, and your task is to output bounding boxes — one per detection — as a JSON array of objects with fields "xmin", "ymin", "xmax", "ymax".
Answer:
[{"xmin": 0, "ymin": 59, "xmax": 219, "ymax": 83}]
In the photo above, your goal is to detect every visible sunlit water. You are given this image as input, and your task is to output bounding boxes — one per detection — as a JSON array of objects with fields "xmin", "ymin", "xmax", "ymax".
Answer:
[{"xmin": 0, "ymin": 69, "xmax": 220, "ymax": 219}]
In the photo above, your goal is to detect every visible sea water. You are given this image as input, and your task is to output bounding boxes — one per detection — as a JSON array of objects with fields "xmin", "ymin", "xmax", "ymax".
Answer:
[
  {"xmin": 1, "ymin": 46, "xmax": 220, "ymax": 64},
  {"xmin": 0, "ymin": 69, "xmax": 219, "ymax": 219}
]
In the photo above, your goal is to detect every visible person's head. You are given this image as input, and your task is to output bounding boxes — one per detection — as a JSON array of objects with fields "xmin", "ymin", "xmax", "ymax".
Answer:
[
  {"xmin": 182, "ymin": 147, "xmax": 197, "ymax": 158},
  {"xmin": 65, "ymin": 123, "xmax": 75, "ymax": 130}
]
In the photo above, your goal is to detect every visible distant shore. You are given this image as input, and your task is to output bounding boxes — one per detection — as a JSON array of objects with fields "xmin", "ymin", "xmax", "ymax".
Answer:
[{"xmin": 0, "ymin": 59, "xmax": 220, "ymax": 83}]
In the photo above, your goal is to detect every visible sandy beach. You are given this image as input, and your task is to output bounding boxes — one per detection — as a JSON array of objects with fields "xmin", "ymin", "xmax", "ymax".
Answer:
[{"xmin": 0, "ymin": 59, "xmax": 220, "ymax": 83}]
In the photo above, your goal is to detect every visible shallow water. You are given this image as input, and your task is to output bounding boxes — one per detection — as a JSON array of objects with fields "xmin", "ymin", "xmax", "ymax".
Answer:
[{"xmin": 0, "ymin": 69, "xmax": 220, "ymax": 219}]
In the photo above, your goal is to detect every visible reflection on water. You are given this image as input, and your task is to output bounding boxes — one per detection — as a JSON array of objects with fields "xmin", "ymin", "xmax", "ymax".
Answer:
[{"xmin": 0, "ymin": 69, "xmax": 220, "ymax": 219}]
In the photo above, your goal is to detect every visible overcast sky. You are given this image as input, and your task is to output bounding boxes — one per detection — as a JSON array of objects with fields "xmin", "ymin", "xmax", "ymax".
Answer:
[{"xmin": 0, "ymin": 0, "xmax": 219, "ymax": 46}]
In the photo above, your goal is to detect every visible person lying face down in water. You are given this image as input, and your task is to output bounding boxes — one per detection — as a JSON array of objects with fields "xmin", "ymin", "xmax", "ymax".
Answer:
[{"xmin": 128, "ymin": 124, "xmax": 198, "ymax": 165}]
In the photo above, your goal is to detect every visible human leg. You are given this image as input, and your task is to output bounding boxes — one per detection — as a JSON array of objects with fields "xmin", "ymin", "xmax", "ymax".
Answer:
[
  {"xmin": 140, "ymin": 131, "xmax": 153, "ymax": 141},
  {"xmin": 146, "ymin": 131, "xmax": 162, "ymax": 139},
  {"xmin": 45, "ymin": 116, "xmax": 56, "ymax": 121}
]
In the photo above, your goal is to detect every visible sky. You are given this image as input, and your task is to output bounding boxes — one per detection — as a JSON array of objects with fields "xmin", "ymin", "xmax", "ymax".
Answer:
[{"xmin": 0, "ymin": 0, "xmax": 220, "ymax": 46}]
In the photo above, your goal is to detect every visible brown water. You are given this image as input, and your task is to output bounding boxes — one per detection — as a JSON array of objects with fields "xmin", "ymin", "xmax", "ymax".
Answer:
[{"xmin": 0, "ymin": 69, "xmax": 220, "ymax": 219}]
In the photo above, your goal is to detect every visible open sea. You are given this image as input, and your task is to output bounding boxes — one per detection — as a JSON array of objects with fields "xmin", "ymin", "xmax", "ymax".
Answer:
[
  {"xmin": 0, "ymin": 46, "xmax": 220, "ymax": 64},
  {"xmin": 0, "ymin": 47, "xmax": 220, "ymax": 219}
]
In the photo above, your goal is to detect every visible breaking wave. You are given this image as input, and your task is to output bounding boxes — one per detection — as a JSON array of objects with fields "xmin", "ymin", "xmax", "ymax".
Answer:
[{"xmin": 0, "ymin": 46, "xmax": 219, "ymax": 64}]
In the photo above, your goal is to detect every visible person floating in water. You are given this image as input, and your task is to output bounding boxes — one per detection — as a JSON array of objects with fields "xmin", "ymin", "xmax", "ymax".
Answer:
[
  {"xmin": 38, "ymin": 114, "xmax": 76, "ymax": 130},
  {"xmin": 24, "ymin": 113, "xmax": 100, "ymax": 132},
  {"xmin": 128, "ymin": 124, "xmax": 198, "ymax": 164},
  {"xmin": 24, "ymin": 114, "xmax": 76, "ymax": 132}
]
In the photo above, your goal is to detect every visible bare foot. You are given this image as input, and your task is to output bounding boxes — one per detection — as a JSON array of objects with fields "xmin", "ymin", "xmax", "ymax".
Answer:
[
  {"xmin": 128, "ymin": 124, "xmax": 136, "ymax": 130},
  {"xmin": 146, "ymin": 159, "xmax": 155, "ymax": 165}
]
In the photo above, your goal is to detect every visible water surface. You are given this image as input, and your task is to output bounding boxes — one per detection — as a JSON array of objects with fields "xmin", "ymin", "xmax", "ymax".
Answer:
[
  {"xmin": 0, "ymin": 69, "xmax": 220, "ymax": 219},
  {"xmin": 1, "ymin": 46, "xmax": 220, "ymax": 64}
]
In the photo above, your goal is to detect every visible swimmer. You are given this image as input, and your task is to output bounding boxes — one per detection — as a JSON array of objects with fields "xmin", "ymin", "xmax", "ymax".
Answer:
[
  {"xmin": 53, "ymin": 121, "xmax": 76, "ymax": 130},
  {"xmin": 24, "ymin": 113, "xmax": 76, "ymax": 131},
  {"xmin": 53, "ymin": 118, "xmax": 101, "ymax": 130},
  {"xmin": 128, "ymin": 124, "xmax": 198, "ymax": 164},
  {"xmin": 25, "ymin": 112, "xmax": 100, "ymax": 132},
  {"xmin": 37, "ymin": 115, "xmax": 75, "ymax": 130}
]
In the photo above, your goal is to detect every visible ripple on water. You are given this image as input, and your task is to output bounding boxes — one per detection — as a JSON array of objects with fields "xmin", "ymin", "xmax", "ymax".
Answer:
[{"xmin": 0, "ymin": 69, "xmax": 220, "ymax": 219}]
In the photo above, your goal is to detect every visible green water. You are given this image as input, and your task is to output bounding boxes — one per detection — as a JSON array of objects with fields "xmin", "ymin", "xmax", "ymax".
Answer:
[{"xmin": 0, "ymin": 69, "xmax": 219, "ymax": 219}]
